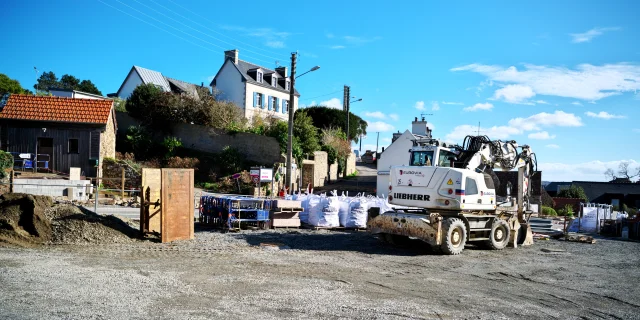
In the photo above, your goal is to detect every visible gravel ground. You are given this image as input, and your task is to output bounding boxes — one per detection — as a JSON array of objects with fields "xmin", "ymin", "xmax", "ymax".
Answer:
[{"xmin": 1, "ymin": 228, "xmax": 639, "ymax": 319}]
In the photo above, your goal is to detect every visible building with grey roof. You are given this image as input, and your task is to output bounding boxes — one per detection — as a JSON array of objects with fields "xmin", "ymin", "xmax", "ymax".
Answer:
[
  {"xmin": 115, "ymin": 65, "xmax": 207, "ymax": 100},
  {"xmin": 210, "ymin": 49, "xmax": 300, "ymax": 121}
]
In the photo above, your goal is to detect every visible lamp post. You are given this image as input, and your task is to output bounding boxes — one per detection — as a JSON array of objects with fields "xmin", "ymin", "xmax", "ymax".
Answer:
[
  {"xmin": 344, "ymin": 97, "xmax": 362, "ymax": 176},
  {"xmin": 285, "ymin": 52, "xmax": 320, "ymax": 194}
]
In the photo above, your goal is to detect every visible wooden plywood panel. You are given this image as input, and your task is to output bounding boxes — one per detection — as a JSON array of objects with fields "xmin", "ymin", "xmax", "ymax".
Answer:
[
  {"xmin": 141, "ymin": 168, "xmax": 162, "ymax": 233},
  {"xmin": 161, "ymin": 169, "xmax": 194, "ymax": 243}
]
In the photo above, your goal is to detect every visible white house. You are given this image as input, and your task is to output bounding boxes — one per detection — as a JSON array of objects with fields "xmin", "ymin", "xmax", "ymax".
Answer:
[
  {"xmin": 210, "ymin": 49, "xmax": 299, "ymax": 121},
  {"xmin": 49, "ymin": 88, "xmax": 107, "ymax": 100},
  {"xmin": 376, "ymin": 117, "xmax": 434, "ymax": 198},
  {"xmin": 114, "ymin": 65, "xmax": 206, "ymax": 100}
]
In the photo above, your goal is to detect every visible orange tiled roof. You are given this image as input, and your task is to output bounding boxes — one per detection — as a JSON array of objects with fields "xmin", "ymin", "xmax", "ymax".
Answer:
[{"xmin": 0, "ymin": 94, "xmax": 113, "ymax": 125}]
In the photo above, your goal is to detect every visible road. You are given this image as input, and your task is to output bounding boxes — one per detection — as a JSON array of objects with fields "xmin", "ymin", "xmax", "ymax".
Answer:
[
  {"xmin": 314, "ymin": 161, "xmax": 378, "ymax": 195},
  {"xmin": 1, "ymin": 229, "xmax": 638, "ymax": 319}
]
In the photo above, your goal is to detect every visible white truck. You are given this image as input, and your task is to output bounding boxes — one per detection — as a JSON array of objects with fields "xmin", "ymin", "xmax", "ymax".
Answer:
[{"xmin": 367, "ymin": 135, "xmax": 538, "ymax": 255}]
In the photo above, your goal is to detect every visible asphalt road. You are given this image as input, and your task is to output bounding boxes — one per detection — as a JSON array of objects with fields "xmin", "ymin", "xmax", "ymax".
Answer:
[{"xmin": 1, "ymin": 229, "xmax": 639, "ymax": 319}]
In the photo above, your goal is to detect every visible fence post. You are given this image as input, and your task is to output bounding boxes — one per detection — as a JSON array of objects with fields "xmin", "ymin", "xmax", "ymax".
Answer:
[
  {"xmin": 94, "ymin": 179, "xmax": 99, "ymax": 214},
  {"xmin": 121, "ymin": 167, "xmax": 125, "ymax": 198},
  {"xmin": 9, "ymin": 169, "xmax": 14, "ymax": 193}
]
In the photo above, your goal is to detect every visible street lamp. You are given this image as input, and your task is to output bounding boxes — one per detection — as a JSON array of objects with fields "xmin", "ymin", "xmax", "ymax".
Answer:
[{"xmin": 286, "ymin": 52, "xmax": 320, "ymax": 194}]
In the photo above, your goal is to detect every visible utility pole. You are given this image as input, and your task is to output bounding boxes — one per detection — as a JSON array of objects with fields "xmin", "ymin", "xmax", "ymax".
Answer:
[
  {"xmin": 34, "ymin": 67, "xmax": 39, "ymax": 94},
  {"xmin": 376, "ymin": 132, "xmax": 380, "ymax": 153},
  {"xmin": 285, "ymin": 52, "xmax": 297, "ymax": 194},
  {"xmin": 343, "ymin": 85, "xmax": 350, "ymax": 177}
]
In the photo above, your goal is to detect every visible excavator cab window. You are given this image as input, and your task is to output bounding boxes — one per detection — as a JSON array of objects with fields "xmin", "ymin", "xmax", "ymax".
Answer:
[
  {"xmin": 465, "ymin": 177, "xmax": 479, "ymax": 195},
  {"xmin": 411, "ymin": 151, "xmax": 434, "ymax": 166},
  {"xmin": 438, "ymin": 150, "xmax": 457, "ymax": 167}
]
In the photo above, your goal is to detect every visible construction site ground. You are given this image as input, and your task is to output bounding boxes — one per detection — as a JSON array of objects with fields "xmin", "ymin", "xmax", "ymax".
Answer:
[{"xmin": 1, "ymin": 227, "xmax": 639, "ymax": 319}]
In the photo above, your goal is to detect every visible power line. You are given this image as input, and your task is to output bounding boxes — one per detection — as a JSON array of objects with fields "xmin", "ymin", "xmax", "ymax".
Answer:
[
  {"xmin": 164, "ymin": 0, "xmax": 289, "ymax": 59},
  {"xmin": 109, "ymin": 0, "xmax": 276, "ymax": 66},
  {"xmin": 142, "ymin": 0, "xmax": 289, "ymax": 63},
  {"xmin": 97, "ymin": 0, "xmax": 219, "ymax": 55},
  {"xmin": 298, "ymin": 90, "xmax": 342, "ymax": 102}
]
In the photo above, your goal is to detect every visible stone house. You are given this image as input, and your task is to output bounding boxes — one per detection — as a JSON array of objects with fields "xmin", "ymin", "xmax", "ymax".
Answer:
[{"xmin": 0, "ymin": 94, "xmax": 116, "ymax": 177}]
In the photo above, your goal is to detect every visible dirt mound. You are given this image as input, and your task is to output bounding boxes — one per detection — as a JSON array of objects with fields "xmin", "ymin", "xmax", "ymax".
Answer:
[
  {"xmin": 0, "ymin": 193, "xmax": 53, "ymax": 247},
  {"xmin": 0, "ymin": 193, "xmax": 139, "ymax": 247},
  {"xmin": 45, "ymin": 205, "xmax": 139, "ymax": 245}
]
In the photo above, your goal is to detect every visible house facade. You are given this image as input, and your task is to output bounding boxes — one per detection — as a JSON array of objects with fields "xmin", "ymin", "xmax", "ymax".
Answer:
[
  {"xmin": 115, "ymin": 65, "xmax": 207, "ymax": 100},
  {"xmin": 49, "ymin": 88, "xmax": 107, "ymax": 100},
  {"xmin": 0, "ymin": 94, "xmax": 116, "ymax": 177},
  {"xmin": 210, "ymin": 49, "xmax": 300, "ymax": 121}
]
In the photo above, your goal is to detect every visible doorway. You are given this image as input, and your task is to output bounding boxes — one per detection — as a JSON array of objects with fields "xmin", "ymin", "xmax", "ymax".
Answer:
[{"xmin": 37, "ymin": 137, "xmax": 53, "ymax": 171}]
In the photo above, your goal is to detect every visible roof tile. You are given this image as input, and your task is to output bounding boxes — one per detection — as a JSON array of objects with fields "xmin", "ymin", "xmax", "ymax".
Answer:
[{"xmin": 0, "ymin": 94, "xmax": 113, "ymax": 125}]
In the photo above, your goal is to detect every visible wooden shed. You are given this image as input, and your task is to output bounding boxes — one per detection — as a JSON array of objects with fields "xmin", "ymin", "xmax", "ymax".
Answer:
[{"xmin": 0, "ymin": 94, "xmax": 116, "ymax": 177}]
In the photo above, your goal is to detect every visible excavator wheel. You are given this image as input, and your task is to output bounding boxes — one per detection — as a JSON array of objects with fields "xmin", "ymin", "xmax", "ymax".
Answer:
[
  {"xmin": 440, "ymin": 218, "xmax": 467, "ymax": 255},
  {"xmin": 482, "ymin": 219, "xmax": 510, "ymax": 250}
]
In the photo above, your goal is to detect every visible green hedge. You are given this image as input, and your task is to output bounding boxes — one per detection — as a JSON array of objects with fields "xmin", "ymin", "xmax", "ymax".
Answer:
[{"xmin": 541, "ymin": 206, "xmax": 557, "ymax": 216}]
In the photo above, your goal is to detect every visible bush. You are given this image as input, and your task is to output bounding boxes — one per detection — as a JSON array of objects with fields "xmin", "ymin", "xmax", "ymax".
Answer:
[
  {"xmin": 557, "ymin": 185, "xmax": 589, "ymax": 202},
  {"xmin": 162, "ymin": 136, "xmax": 182, "ymax": 159},
  {"xmin": 217, "ymin": 146, "xmax": 243, "ymax": 176},
  {"xmin": 541, "ymin": 206, "xmax": 557, "ymax": 216},
  {"xmin": 125, "ymin": 125, "xmax": 153, "ymax": 159},
  {"xmin": 166, "ymin": 156, "xmax": 200, "ymax": 169},
  {"xmin": 0, "ymin": 150, "xmax": 13, "ymax": 179}
]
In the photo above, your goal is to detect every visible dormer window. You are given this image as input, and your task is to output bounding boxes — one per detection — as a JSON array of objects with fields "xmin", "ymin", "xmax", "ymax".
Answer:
[
  {"xmin": 271, "ymin": 76, "xmax": 277, "ymax": 87},
  {"xmin": 257, "ymin": 71, "xmax": 263, "ymax": 83},
  {"xmin": 285, "ymin": 79, "xmax": 290, "ymax": 91}
]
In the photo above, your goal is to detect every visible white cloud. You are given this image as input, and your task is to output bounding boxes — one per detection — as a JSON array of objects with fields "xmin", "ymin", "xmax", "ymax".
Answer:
[
  {"xmin": 508, "ymin": 110, "xmax": 583, "ymax": 131},
  {"xmin": 546, "ymin": 144, "xmax": 560, "ymax": 149},
  {"xmin": 367, "ymin": 121, "xmax": 395, "ymax": 132},
  {"xmin": 431, "ymin": 101, "xmax": 440, "ymax": 111},
  {"xmin": 493, "ymin": 84, "xmax": 535, "ymax": 103},
  {"xmin": 266, "ymin": 41, "xmax": 284, "ymax": 48},
  {"xmin": 318, "ymin": 98, "xmax": 342, "ymax": 109},
  {"xmin": 634, "ymin": 128, "xmax": 640, "ymax": 133},
  {"xmin": 442, "ymin": 101, "xmax": 464, "ymax": 105},
  {"xmin": 535, "ymin": 100, "xmax": 549, "ymax": 105},
  {"xmin": 326, "ymin": 33, "xmax": 334, "ymax": 39},
  {"xmin": 389, "ymin": 113, "xmax": 399, "ymax": 121},
  {"xmin": 330, "ymin": 45, "xmax": 345, "ymax": 49},
  {"xmin": 343, "ymin": 35, "xmax": 382, "ymax": 45},
  {"xmin": 585, "ymin": 111, "xmax": 626, "ymax": 119},
  {"xmin": 463, "ymin": 102, "xmax": 494, "ymax": 112},
  {"xmin": 382, "ymin": 137, "xmax": 392, "ymax": 142},
  {"xmin": 414, "ymin": 101, "xmax": 425, "ymax": 110},
  {"xmin": 451, "ymin": 63, "xmax": 640, "ymax": 101},
  {"xmin": 538, "ymin": 159, "xmax": 639, "ymax": 181},
  {"xmin": 571, "ymin": 101, "xmax": 583, "ymax": 106},
  {"xmin": 445, "ymin": 110, "xmax": 582, "ymax": 141},
  {"xmin": 446, "ymin": 125, "xmax": 520, "ymax": 141},
  {"xmin": 362, "ymin": 111, "xmax": 386, "ymax": 119},
  {"xmin": 528, "ymin": 131, "xmax": 556, "ymax": 140},
  {"xmin": 570, "ymin": 27, "xmax": 621, "ymax": 43}
]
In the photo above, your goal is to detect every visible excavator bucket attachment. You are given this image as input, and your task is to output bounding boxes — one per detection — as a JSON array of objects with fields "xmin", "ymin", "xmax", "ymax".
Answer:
[{"xmin": 517, "ymin": 223, "xmax": 534, "ymax": 246}]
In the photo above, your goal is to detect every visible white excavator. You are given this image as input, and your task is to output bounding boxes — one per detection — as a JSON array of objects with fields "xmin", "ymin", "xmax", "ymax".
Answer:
[{"xmin": 367, "ymin": 135, "xmax": 538, "ymax": 255}]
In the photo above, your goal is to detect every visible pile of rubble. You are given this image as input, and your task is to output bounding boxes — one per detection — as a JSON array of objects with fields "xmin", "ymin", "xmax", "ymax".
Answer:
[{"xmin": 0, "ymin": 193, "xmax": 139, "ymax": 247}]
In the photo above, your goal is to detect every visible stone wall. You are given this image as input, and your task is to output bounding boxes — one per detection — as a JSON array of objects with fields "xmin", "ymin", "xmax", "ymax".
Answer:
[
  {"xmin": 312, "ymin": 151, "xmax": 328, "ymax": 187},
  {"xmin": 346, "ymin": 152, "xmax": 356, "ymax": 176},
  {"xmin": 102, "ymin": 158, "xmax": 141, "ymax": 189}
]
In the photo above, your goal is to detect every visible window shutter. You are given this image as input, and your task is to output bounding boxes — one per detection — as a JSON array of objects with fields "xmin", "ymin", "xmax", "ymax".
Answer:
[
  {"xmin": 253, "ymin": 92, "xmax": 257, "ymax": 107},
  {"xmin": 268, "ymin": 96, "xmax": 272, "ymax": 110},
  {"xmin": 275, "ymin": 98, "xmax": 280, "ymax": 112}
]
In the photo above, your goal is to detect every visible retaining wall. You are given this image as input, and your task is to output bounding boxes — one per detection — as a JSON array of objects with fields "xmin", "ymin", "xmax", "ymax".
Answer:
[{"xmin": 12, "ymin": 179, "xmax": 92, "ymax": 201}]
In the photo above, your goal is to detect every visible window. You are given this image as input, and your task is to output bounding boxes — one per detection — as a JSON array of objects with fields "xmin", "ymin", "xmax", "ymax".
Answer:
[
  {"xmin": 438, "ymin": 149, "xmax": 457, "ymax": 167},
  {"xmin": 271, "ymin": 97, "xmax": 277, "ymax": 111},
  {"xmin": 465, "ymin": 177, "xmax": 479, "ymax": 195},
  {"xmin": 283, "ymin": 100, "xmax": 289, "ymax": 113},
  {"xmin": 255, "ymin": 93, "xmax": 263, "ymax": 108},
  {"xmin": 68, "ymin": 139, "xmax": 79, "ymax": 154},
  {"xmin": 285, "ymin": 80, "xmax": 290, "ymax": 91},
  {"xmin": 410, "ymin": 151, "xmax": 434, "ymax": 166},
  {"xmin": 257, "ymin": 71, "xmax": 263, "ymax": 83},
  {"xmin": 272, "ymin": 77, "xmax": 277, "ymax": 87}
]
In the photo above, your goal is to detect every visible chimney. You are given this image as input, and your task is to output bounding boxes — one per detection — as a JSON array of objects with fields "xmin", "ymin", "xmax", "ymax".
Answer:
[
  {"xmin": 275, "ymin": 66, "xmax": 288, "ymax": 78},
  {"xmin": 412, "ymin": 117, "xmax": 432, "ymax": 137},
  {"xmin": 224, "ymin": 49, "xmax": 238, "ymax": 64}
]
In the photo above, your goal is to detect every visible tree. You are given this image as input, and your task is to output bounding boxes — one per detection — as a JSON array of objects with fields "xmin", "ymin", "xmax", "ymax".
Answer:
[
  {"xmin": 557, "ymin": 185, "xmax": 589, "ymax": 202},
  {"xmin": 604, "ymin": 161, "xmax": 639, "ymax": 182},
  {"xmin": 293, "ymin": 112, "xmax": 320, "ymax": 159},
  {"xmin": 59, "ymin": 74, "xmax": 80, "ymax": 90},
  {"xmin": 0, "ymin": 73, "xmax": 29, "ymax": 95},
  {"xmin": 297, "ymin": 106, "xmax": 367, "ymax": 142},
  {"xmin": 126, "ymin": 83, "xmax": 164, "ymax": 123},
  {"xmin": 34, "ymin": 71, "xmax": 59, "ymax": 93},
  {"xmin": 77, "ymin": 79, "xmax": 102, "ymax": 95}
]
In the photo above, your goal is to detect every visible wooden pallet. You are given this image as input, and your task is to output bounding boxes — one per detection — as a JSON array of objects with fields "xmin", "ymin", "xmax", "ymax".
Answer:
[
  {"xmin": 272, "ymin": 207, "xmax": 304, "ymax": 213},
  {"xmin": 301, "ymin": 224, "xmax": 367, "ymax": 231}
]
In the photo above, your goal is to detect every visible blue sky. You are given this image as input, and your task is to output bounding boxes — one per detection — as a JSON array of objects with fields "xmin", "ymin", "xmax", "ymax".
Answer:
[{"xmin": 1, "ymin": 0, "xmax": 639, "ymax": 181}]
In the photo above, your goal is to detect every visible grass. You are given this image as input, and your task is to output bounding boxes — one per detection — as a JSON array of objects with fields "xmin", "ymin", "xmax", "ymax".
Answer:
[{"xmin": 343, "ymin": 170, "xmax": 359, "ymax": 180}]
